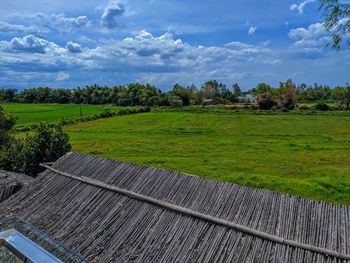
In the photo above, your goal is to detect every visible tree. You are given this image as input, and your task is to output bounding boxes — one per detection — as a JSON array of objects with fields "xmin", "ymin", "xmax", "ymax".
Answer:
[
  {"xmin": 343, "ymin": 83, "xmax": 350, "ymax": 109},
  {"xmin": 171, "ymin": 84, "xmax": 192, "ymax": 106},
  {"xmin": 0, "ymin": 106, "xmax": 71, "ymax": 176},
  {"xmin": 0, "ymin": 106, "xmax": 16, "ymax": 146},
  {"xmin": 257, "ymin": 92, "xmax": 276, "ymax": 110},
  {"xmin": 320, "ymin": 0, "xmax": 350, "ymax": 49},
  {"xmin": 19, "ymin": 124, "xmax": 72, "ymax": 176},
  {"xmin": 253, "ymin": 83, "xmax": 274, "ymax": 95},
  {"xmin": 278, "ymin": 79, "xmax": 297, "ymax": 110},
  {"xmin": 232, "ymin": 83, "xmax": 241, "ymax": 100}
]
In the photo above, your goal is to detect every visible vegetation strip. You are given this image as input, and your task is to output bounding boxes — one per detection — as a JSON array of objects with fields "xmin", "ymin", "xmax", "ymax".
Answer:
[{"xmin": 40, "ymin": 163, "xmax": 350, "ymax": 260}]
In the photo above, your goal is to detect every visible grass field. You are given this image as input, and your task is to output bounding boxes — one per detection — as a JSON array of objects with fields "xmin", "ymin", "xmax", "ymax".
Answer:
[
  {"xmin": 1, "ymin": 103, "xmax": 119, "ymax": 126},
  {"xmin": 66, "ymin": 110, "xmax": 350, "ymax": 205}
]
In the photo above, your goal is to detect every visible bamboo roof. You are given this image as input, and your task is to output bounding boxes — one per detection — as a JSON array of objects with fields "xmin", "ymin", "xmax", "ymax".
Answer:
[
  {"xmin": 0, "ymin": 152, "xmax": 349, "ymax": 262},
  {"xmin": 0, "ymin": 170, "xmax": 33, "ymax": 203}
]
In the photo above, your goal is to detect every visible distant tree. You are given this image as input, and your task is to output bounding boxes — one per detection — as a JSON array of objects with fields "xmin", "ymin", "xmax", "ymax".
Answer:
[
  {"xmin": 278, "ymin": 79, "xmax": 297, "ymax": 110},
  {"xmin": 253, "ymin": 83, "xmax": 274, "ymax": 95},
  {"xmin": 0, "ymin": 89, "xmax": 17, "ymax": 102},
  {"xmin": 343, "ymin": 83, "xmax": 350, "ymax": 109},
  {"xmin": 320, "ymin": 0, "xmax": 350, "ymax": 49},
  {"xmin": 201, "ymin": 80, "xmax": 232, "ymax": 103},
  {"xmin": 257, "ymin": 92, "xmax": 276, "ymax": 110},
  {"xmin": 232, "ymin": 83, "xmax": 241, "ymax": 100},
  {"xmin": 171, "ymin": 84, "xmax": 192, "ymax": 106}
]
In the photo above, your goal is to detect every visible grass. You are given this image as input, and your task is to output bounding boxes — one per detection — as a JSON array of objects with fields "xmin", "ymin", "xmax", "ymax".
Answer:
[
  {"xmin": 1, "ymin": 103, "xmax": 119, "ymax": 126},
  {"xmin": 66, "ymin": 110, "xmax": 350, "ymax": 205}
]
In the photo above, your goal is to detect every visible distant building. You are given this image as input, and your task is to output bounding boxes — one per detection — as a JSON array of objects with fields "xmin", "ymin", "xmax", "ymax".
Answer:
[
  {"xmin": 238, "ymin": 94, "xmax": 257, "ymax": 103},
  {"xmin": 202, "ymin": 99, "xmax": 214, "ymax": 105},
  {"xmin": 0, "ymin": 152, "xmax": 349, "ymax": 262}
]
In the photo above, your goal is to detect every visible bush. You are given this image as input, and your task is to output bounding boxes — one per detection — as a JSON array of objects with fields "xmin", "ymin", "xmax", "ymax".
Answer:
[
  {"xmin": 298, "ymin": 105, "xmax": 310, "ymax": 110},
  {"xmin": 314, "ymin": 103, "xmax": 330, "ymax": 111},
  {"xmin": 257, "ymin": 92, "xmax": 276, "ymax": 110},
  {"xmin": 278, "ymin": 80, "xmax": 297, "ymax": 110}
]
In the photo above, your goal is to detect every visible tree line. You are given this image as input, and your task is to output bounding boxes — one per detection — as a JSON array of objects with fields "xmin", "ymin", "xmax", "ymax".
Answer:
[{"xmin": 1, "ymin": 80, "xmax": 349, "ymax": 109}]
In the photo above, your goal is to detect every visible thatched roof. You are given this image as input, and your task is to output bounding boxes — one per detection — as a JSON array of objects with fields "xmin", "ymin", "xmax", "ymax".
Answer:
[
  {"xmin": 0, "ymin": 152, "xmax": 349, "ymax": 262},
  {"xmin": 0, "ymin": 170, "xmax": 33, "ymax": 203}
]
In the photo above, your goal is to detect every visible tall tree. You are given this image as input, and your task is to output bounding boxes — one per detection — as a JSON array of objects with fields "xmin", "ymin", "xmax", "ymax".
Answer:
[{"xmin": 233, "ymin": 83, "xmax": 241, "ymax": 98}]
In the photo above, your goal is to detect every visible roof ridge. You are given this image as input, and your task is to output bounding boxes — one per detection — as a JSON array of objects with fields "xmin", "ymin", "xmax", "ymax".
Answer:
[{"xmin": 40, "ymin": 163, "xmax": 350, "ymax": 261}]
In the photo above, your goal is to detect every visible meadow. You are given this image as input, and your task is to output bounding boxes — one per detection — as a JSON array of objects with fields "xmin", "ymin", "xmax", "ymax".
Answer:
[
  {"xmin": 65, "ymin": 110, "xmax": 350, "ymax": 205},
  {"xmin": 1, "ymin": 103, "xmax": 119, "ymax": 126}
]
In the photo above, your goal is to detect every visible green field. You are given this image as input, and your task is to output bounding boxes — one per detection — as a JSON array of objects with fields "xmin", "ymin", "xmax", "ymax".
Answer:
[
  {"xmin": 1, "ymin": 103, "xmax": 118, "ymax": 126},
  {"xmin": 66, "ymin": 110, "xmax": 350, "ymax": 205}
]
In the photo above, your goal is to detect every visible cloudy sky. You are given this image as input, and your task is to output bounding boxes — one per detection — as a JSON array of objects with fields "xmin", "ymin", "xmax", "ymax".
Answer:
[{"xmin": 0, "ymin": 0, "xmax": 349, "ymax": 90}]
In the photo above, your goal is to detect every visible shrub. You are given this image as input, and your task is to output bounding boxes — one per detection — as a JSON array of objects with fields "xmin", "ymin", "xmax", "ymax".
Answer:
[
  {"xmin": 314, "ymin": 103, "xmax": 330, "ymax": 111},
  {"xmin": 19, "ymin": 124, "xmax": 71, "ymax": 176},
  {"xmin": 257, "ymin": 92, "xmax": 276, "ymax": 110},
  {"xmin": 278, "ymin": 80, "xmax": 297, "ymax": 110},
  {"xmin": 298, "ymin": 105, "xmax": 310, "ymax": 110}
]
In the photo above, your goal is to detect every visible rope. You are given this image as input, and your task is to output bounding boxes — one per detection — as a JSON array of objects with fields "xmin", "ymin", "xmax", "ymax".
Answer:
[{"xmin": 40, "ymin": 164, "xmax": 350, "ymax": 260}]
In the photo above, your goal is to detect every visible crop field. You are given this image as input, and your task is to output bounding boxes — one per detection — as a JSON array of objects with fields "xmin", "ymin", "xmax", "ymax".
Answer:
[
  {"xmin": 1, "ymin": 103, "xmax": 119, "ymax": 126},
  {"xmin": 66, "ymin": 110, "xmax": 350, "ymax": 205}
]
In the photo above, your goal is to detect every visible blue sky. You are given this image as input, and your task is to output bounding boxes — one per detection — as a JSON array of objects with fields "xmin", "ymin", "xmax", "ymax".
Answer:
[{"xmin": 0, "ymin": 0, "xmax": 349, "ymax": 90}]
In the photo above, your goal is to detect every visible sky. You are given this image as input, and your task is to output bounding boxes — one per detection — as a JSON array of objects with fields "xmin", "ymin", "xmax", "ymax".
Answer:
[{"xmin": 0, "ymin": 0, "xmax": 349, "ymax": 90}]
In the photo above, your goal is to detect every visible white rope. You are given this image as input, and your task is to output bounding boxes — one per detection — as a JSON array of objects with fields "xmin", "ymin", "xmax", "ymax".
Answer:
[{"xmin": 40, "ymin": 164, "xmax": 350, "ymax": 260}]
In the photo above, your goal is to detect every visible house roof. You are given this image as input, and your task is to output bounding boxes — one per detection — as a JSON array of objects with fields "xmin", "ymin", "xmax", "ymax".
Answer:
[
  {"xmin": 0, "ymin": 152, "xmax": 349, "ymax": 262},
  {"xmin": 0, "ymin": 170, "xmax": 33, "ymax": 203}
]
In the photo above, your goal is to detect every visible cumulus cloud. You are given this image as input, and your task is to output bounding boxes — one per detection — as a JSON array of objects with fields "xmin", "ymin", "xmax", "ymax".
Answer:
[
  {"xmin": 0, "ymin": 21, "xmax": 48, "ymax": 36},
  {"xmin": 31, "ymin": 13, "xmax": 90, "ymax": 33},
  {"xmin": 288, "ymin": 23, "xmax": 330, "ymax": 58},
  {"xmin": 0, "ymin": 30, "xmax": 283, "ymax": 88},
  {"xmin": 288, "ymin": 22, "xmax": 325, "ymax": 40},
  {"xmin": 290, "ymin": 0, "xmax": 316, "ymax": 14},
  {"xmin": 5, "ymin": 35, "xmax": 55, "ymax": 54},
  {"xmin": 66, "ymin": 41, "xmax": 83, "ymax": 53},
  {"xmin": 248, "ymin": 26, "xmax": 257, "ymax": 36},
  {"xmin": 56, "ymin": 72, "xmax": 70, "ymax": 81},
  {"xmin": 101, "ymin": 0, "xmax": 125, "ymax": 29}
]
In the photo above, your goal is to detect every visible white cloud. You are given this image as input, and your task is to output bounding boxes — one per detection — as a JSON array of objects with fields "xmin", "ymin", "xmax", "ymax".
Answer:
[
  {"xmin": 288, "ymin": 23, "xmax": 325, "ymax": 40},
  {"xmin": 290, "ymin": 0, "xmax": 316, "ymax": 14},
  {"xmin": 66, "ymin": 41, "xmax": 83, "ymax": 53},
  {"xmin": 288, "ymin": 22, "xmax": 331, "ymax": 58},
  {"xmin": 0, "ymin": 30, "xmax": 282, "ymax": 87},
  {"xmin": 101, "ymin": 0, "xmax": 125, "ymax": 29},
  {"xmin": 0, "ymin": 21, "xmax": 48, "ymax": 36},
  {"xmin": 248, "ymin": 26, "xmax": 257, "ymax": 36},
  {"xmin": 5, "ymin": 34, "xmax": 56, "ymax": 54},
  {"xmin": 56, "ymin": 72, "xmax": 70, "ymax": 81}
]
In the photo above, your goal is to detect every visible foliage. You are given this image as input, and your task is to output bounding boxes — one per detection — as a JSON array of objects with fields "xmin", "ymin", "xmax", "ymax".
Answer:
[
  {"xmin": 257, "ymin": 92, "xmax": 276, "ymax": 110},
  {"xmin": 0, "ymin": 106, "xmax": 16, "ymax": 146},
  {"xmin": 314, "ymin": 102, "xmax": 330, "ymax": 111},
  {"xmin": 320, "ymin": 0, "xmax": 350, "ymax": 49},
  {"xmin": 232, "ymin": 83, "xmax": 241, "ymax": 100},
  {"xmin": 251, "ymin": 83, "xmax": 274, "ymax": 95},
  {"xmin": 278, "ymin": 79, "xmax": 297, "ymax": 110},
  {"xmin": 2, "ymin": 80, "xmax": 350, "ymax": 110},
  {"xmin": 0, "ymin": 107, "xmax": 71, "ymax": 176},
  {"xmin": 20, "ymin": 124, "xmax": 71, "ymax": 176}
]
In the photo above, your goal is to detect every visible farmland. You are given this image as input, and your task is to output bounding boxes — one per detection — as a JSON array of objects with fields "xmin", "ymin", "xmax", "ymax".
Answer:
[
  {"xmin": 1, "ymin": 103, "xmax": 119, "ymax": 126},
  {"xmin": 66, "ymin": 110, "xmax": 350, "ymax": 205}
]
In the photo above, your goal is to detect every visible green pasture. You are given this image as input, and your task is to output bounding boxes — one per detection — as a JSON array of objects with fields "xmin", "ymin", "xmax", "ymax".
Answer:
[
  {"xmin": 1, "ymin": 103, "xmax": 118, "ymax": 126},
  {"xmin": 66, "ymin": 110, "xmax": 350, "ymax": 205}
]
